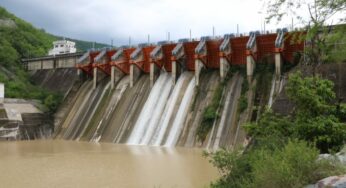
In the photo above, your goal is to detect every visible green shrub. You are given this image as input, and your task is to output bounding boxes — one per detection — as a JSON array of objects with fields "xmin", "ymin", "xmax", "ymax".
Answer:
[
  {"xmin": 238, "ymin": 95, "xmax": 248, "ymax": 113},
  {"xmin": 206, "ymin": 140, "xmax": 346, "ymax": 188},
  {"xmin": 44, "ymin": 93, "xmax": 63, "ymax": 113}
]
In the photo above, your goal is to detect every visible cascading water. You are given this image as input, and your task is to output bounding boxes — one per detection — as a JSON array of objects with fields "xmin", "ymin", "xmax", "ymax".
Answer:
[
  {"xmin": 150, "ymin": 73, "xmax": 189, "ymax": 146},
  {"xmin": 127, "ymin": 71, "xmax": 196, "ymax": 147},
  {"xmin": 164, "ymin": 77, "xmax": 195, "ymax": 147},
  {"xmin": 146, "ymin": 72, "xmax": 193, "ymax": 146},
  {"xmin": 127, "ymin": 72, "xmax": 172, "ymax": 145}
]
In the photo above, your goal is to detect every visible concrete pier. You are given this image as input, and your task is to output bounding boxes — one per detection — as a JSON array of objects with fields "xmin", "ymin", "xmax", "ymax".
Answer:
[
  {"xmin": 93, "ymin": 67, "xmax": 97, "ymax": 89},
  {"xmin": 172, "ymin": 61, "xmax": 177, "ymax": 85},
  {"xmin": 130, "ymin": 64, "xmax": 134, "ymax": 88},
  {"xmin": 111, "ymin": 66, "xmax": 115, "ymax": 89},
  {"xmin": 220, "ymin": 57, "xmax": 229, "ymax": 80},
  {"xmin": 246, "ymin": 55, "xmax": 255, "ymax": 82},
  {"xmin": 149, "ymin": 63, "xmax": 160, "ymax": 87},
  {"xmin": 195, "ymin": 59, "xmax": 204, "ymax": 86},
  {"xmin": 275, "ymin": 53, "xmax": 282, "ymax": 76}
]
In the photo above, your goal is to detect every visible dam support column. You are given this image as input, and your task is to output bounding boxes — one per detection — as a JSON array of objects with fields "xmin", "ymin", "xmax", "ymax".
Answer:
[
  {"xmin": 93, "ymin": 67, "xmax": 97, "ymax": 89},
  {"xmin": 246, "ymin": 56, "xmax": 255, "ymax": 83},
  {"xmin": 220, "ymin": 57, "xmax": 229, "ymax": 80},
  {"xmin": 275, "ymin": 53, "xmax": 282, "ymax": 77},
  {"xmin": 150, "ymin": 63, "xmax": 159, "ymax": 88},
  {"xmin": 130, "ymin": 64, "xmax": 134, "ymax": 88},
  {"xmin": 195, "ymin": 59, "xmax": 204, "ymax": 87},
  {"xmin": 172, "ymin": 61, "xmax": 177, "ymax": 86},
  {"xmin": 111, "ymin": 66, "xmax": 115, "ymax": 89}
]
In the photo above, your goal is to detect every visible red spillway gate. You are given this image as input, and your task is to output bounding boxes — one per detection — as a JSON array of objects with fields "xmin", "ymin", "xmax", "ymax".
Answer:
[
  {"xmin": 110, "ymin": 48, "xmax": 136, "ymax": 74},
  {"xmin": 282, "ymin": 32, "xmax": 305, "ymax": 62},
  {"xmin": 183, "ymin": 41, "xmax": 199, "ymax": 71},
  {"xmin": 152, "ymin": 43, "xmax": 176, "ymax": 72},
  {"xmin": 131, "ymin": 46, "xmax": 156, "ymax": 73},
  {"xmin": 76, "ymin": 51, "xmax": 100, "ymax": 77},
  {"xmin": 231, "ymin": 36, "xmax": 249, "ymax": 65},
  {"xmin": 93, "ymin": 49, "xmax": 117, "ymax": 75},
  {"xmin": 195, "ymin": 40, "xmax": 222, "ymax": 69},
  {"xmin": 256, "ymin": 34, "xmax": 277, "ymax": 61}
]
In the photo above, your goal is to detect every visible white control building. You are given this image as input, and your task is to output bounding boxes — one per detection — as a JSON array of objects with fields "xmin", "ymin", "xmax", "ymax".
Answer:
[{"xmin": 48, "ymin": 40, "xmax": 77, "ymax": 56}]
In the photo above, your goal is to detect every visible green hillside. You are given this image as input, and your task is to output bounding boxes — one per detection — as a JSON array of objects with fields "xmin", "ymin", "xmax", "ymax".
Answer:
[{"xmin": 0, "ymin": 6, "xmax": 107, "ymax": 111}]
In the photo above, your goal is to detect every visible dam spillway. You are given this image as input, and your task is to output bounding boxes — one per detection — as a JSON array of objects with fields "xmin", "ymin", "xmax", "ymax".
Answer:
[{"xmin": 21, "ymin": 29, "xmax": 307, "ymax": 149}]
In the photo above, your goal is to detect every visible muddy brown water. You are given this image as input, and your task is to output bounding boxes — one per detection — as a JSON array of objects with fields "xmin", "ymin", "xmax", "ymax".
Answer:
[{"xmin": 0, "ymin": 140, "xmax": 219, "ymax": 188}]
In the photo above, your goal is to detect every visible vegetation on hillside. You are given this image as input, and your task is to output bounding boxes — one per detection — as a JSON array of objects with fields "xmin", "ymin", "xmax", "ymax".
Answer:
[
  {"xmin": 0, "ymin": 6, "xmax": 107, "ymax": 112},
  {"xmin": 0, "ymin": 6, "xmax": 60, "ymax": 112},
  {"xmin": 206, "ymin": 73, "xmax": 346, "ymax": 188}
]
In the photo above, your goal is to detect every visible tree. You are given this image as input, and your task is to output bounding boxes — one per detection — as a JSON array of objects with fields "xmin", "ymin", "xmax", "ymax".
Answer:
[
  {"xmin": 206, "ymin": 140, "xmax": 346, "ymax": 188},
  {"xmin": 285, "ymin": 72, "xmax": 346, "ymax": 153},
  {"xmin": 265, "ymin": 0, "xmax": 346, "ymax": 65}
]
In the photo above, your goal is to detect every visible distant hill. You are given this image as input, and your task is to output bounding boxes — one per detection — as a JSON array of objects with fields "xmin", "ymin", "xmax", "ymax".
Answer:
[{"xmin": 0, "ymin": 6, "xmax": 107, "ymax": 109}]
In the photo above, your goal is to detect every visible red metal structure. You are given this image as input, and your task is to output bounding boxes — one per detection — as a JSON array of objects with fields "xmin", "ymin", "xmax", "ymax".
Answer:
[
  {"xmin": 256, "ymin": 34, "xmax": 277, "ymax": 61},
  {"xmin": 195, "ymin": 39, "xmax": 222, "ymax": 69},
  {"xmin": 171, "ymin": 41, "xmax": 199, "ymax": 71},
  {"xmin": 281, "ymin": 33, "xmax": 305, "ymax": 62},
  {"xmin": 110, "ymin": 48, "xmax": 136, "ymax": 74},
  {"xmin": 231, "ymin": 36, "xmax": 249, "ymax": 65},
  {"xmin": 76, "ymin": 51, "xmax": 100, "ymax": 76},
  {"xmin": 130, "ymin": 46, "xmax": 156, "ymax": 73},
  {"xmin": 93, "ymin": 49, "xmax": 117, "ymax": 75},
  {"xmin": 151, "ymin": 43, "xmax": 177, "ymax": 72}
]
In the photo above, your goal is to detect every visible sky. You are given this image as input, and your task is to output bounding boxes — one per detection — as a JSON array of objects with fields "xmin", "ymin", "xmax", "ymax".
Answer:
[{"xmin": 1, "ymin": 0, "xmax": 301, "ymax": 46}]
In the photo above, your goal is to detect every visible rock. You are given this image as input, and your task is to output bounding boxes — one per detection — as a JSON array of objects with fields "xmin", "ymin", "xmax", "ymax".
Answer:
[{"xmin": 314, "ymin": 175, "xmax": 346, "ymax": 188}]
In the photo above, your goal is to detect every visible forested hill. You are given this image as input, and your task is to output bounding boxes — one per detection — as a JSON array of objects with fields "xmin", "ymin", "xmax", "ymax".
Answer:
[{"xmin": 0, "ymin": 6, "xmax": 107, "ymax": 109}]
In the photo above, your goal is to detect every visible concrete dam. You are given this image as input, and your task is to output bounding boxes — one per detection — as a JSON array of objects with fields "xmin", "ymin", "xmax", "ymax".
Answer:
[{"xmin": 25, "ymin": 29, "xmax": 305, "ymax": 149}]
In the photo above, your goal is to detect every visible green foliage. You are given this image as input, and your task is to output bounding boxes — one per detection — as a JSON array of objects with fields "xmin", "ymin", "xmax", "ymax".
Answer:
[
  {"xmin": 238, "ymin": 95, "xmax": 248, "ymax": 113},
  {"xmin": 208, "ymin": 73, "xmax": 346, "ymax": 187},
  {"xmin": 285, "ymin": 72, "xmax": 346, "ymax": 153},
  {"xmin": 44, "ymin": 93, "xmax": 63, "ymax": 113},
  {"xmin": 0, "ymin": 6, "xmax": 108, "ymax": 112},
  {"xmin": 238, "ymin": 77, "xmax": 249, "ymax": 113},
  {"xmin": 70, "ymin": 39, "xmax": 110, "ymax": 52},
  {"xmin": 206, "ymin": 140, "xmax": 346, "ymax": 188},
  {"xmin": 286, "ymin": 72, "xmax": 335, "ymax": 117},
  {"xmin": 245, "ymin": 110, "xmax": 294, "ymax": 146},
  {"xmin": 197, "ymin": 81, "xmax": 225, "ymax": 142}
]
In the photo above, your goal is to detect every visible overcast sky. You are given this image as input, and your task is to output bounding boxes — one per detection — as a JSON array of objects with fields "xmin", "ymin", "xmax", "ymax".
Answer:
[{"xmin": 1, "ymin": 0, "xmax": 301, "ymax": 45}]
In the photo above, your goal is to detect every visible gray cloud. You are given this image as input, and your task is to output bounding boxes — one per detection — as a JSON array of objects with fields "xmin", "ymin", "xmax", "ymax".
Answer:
[{"xmin": 1, "ymin": 0, "xmax": 294, "ymax": 45}]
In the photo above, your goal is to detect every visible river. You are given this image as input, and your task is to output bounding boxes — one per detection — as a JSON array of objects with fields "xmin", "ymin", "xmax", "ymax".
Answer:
[{"xmin": 0, "ymin": 140, "xmax": 218, "ymax": 188}]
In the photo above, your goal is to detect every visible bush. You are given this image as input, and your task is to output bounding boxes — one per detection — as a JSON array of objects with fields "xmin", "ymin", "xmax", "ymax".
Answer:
[
  {"xmin": 206, "ymin": 140, "xmax": 346, "ymax": 188},
  {"xmin": 44, "ymin": 93, "xmax": 63, "ymax": 113},
  {"xmin": 238, "ymin": 95, "xmax": 248, "ymax": 113}
]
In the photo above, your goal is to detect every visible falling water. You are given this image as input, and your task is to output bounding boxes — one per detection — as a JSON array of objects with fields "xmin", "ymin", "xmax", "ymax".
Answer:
[
  {"xmin": 127, "ymin": 72, "xmax": 172, "ymax": 145},
  {"xmin": 151, "ymin": 73, "xmax": 189, "ymax": 146},
  {"xmin": 164, "ymin": 77, "xmax": 195, "ymax": 147}
]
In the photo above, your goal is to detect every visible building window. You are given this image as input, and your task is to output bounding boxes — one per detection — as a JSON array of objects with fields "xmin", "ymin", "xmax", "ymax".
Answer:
[
  {"xmin": 55, "ymin": 45, "xmax": 58, "ymax": 48},
  {"xmin": 60, "ymin": 44, "xmax": 64, "ymax": 47}
]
